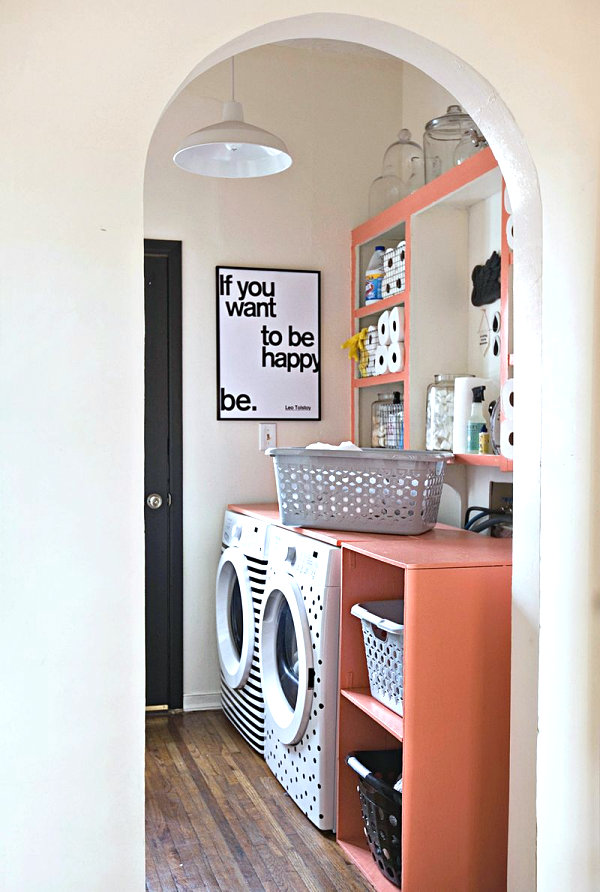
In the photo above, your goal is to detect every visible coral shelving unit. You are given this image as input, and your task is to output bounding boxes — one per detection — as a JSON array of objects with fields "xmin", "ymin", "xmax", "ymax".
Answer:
[
  {"xmin": 350, "ymin": 147, "xmax": 513, "ymax": 472},
  {"xmin": 336, "ymin": 530, "xmax": 512, "ymax": 891}
]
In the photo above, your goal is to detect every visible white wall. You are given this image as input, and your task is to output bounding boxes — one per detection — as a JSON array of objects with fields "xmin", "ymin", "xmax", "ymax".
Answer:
[
  {"xmin": 144, "ymin": 43, "xmax": 407, "ymax": 706},
  {"xmin": 2, "ymin": 5, "xmax": 600, "ymax": 892}
]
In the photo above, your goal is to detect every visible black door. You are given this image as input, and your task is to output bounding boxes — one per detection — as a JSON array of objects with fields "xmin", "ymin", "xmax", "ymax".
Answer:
[{"xmin": 144, "ymin": 239, "xmax": 183, "ymax": 709}]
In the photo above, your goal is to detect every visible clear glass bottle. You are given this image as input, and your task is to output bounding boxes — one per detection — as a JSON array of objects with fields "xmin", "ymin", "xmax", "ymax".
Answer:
[
  {"xmin": 423, "ymin": 105, "xmax": 486, "ymax": 183},
  {"xmin": 371, "ymin": 391, "xmax": 404, "ymax": 448},
  {"xmin": 425, "ymin": 374, "xmax": 462, "ymax": 451}
]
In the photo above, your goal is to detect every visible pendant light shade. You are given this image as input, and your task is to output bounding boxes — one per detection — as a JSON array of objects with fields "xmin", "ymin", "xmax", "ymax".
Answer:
[{"xmin": 173, "ymin": 59, "xmax": 292, "ymax": 178}]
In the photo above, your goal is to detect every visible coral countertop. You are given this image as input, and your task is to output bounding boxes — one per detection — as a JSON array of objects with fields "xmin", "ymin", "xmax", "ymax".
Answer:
[{"xmin": 228, "ymin": 503, "xmax": 512, "ymax": 570}]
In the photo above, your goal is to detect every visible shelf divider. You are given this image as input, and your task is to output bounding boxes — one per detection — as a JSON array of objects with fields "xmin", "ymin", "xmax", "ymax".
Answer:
[{"xmin": 341, "ymin": 687, "xmax": 404, "ymax": 741}]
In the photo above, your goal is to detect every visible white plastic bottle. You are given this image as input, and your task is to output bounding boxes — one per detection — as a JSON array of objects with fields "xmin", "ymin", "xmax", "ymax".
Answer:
[{"xmin": 364, "ymin": 245, "xmax": 385, "ymax": 304}]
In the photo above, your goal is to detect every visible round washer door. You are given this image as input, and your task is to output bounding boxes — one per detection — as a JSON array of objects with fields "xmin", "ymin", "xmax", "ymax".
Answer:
[
  {"xmin": 260, "ymin": 572, "xmax": 313, "ymax": 745},
  {"xmin": 215, "ymin": 547, "xmax": 255, "ymax": 690}
]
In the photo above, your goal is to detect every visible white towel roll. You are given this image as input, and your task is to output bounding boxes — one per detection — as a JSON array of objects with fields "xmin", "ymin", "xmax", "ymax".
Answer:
[
  {"xmin": 500, "ymin": 421, "xmax": 514, "ymax": 459},
  {"xmin": 501, "ymin": 378, "xmax": 514, "ymax": 422},
  {"xmin": 388, "ymin": 306, "xmax": 405, "ymax": 343},
  {"xmin": 375, "ymin": 345, "xmax": 388, "ymax": 375},
  {"xmin": 386, "ymin": 342, "xmax": 404, "ymax": 374},
  {"xmin": 377, "ymin": 310, "xmax": 391, "ymax": 346}
]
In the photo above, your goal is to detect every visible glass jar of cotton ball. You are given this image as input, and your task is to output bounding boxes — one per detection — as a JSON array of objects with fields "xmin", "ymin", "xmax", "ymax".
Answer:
[{"xmin": 425, "ymin": 374, "xmax": 462, "ymax": 451}]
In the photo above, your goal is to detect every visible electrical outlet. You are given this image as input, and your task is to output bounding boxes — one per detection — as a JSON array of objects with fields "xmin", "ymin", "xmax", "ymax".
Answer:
[
  {"xmin": 489, "ymin": 481, "xmax": 513, "ymax": 515},
  {"xmin": 258, "ymin": 423, "xmax": 277, "ymax": 452}
]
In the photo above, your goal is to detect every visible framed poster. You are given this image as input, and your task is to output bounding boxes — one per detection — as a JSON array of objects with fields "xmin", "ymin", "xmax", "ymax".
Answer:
[{"xmin": 216, "ymin": 266, "xmax": 321, "ymax": 420}]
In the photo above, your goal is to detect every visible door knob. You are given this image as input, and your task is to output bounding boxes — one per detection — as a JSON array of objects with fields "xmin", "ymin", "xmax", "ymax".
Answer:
[{"xmin": 146, "ymin": 493, "xmax": 163, "ymax": 510}]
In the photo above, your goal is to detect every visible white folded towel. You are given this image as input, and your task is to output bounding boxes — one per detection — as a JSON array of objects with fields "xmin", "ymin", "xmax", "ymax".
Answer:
[{"xmin": 305, "ymin": 441, "xmax": 362, "ymax": 450}]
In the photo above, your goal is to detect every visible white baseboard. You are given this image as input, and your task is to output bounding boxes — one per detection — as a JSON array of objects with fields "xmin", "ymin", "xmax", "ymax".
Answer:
[{"xmin": 183, "ymin": 692, "xmax": 222, "ymax": 712}]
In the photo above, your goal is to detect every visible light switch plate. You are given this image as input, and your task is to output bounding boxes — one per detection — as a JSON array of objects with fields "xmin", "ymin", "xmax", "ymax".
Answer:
[{"xmin": 259, "ymin": 423, "xmax": 277, "ymax": 452}]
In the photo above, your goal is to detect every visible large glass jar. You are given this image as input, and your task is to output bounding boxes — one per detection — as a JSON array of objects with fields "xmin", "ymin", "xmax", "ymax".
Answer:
[
  {"xmin": 423, "ymin": 105, "xmax": 486, "ymax": 183},
  {"xmin": 425, "ymin": 374, "xmax": 462, "ymax": 451},
  {"xmin": 371, "ymin": 391, "xmax": 404, "ymax": 449},
  {"xmin": 368, "ymin": 130, "xmax": 424, "ymax": 216}
]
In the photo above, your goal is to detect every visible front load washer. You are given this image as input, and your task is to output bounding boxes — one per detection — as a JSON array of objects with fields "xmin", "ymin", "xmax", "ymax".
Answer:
[
  {"xmin": 216, "ymin": 510, "xmax": 269, "ymax": 755},
  {"xmin": 259, "ymin": 525, "xmax": 341, "ymax": 830}
]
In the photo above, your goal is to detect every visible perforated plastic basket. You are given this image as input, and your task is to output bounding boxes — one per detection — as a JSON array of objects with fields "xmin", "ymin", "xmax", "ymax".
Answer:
[
  {"xmin": 346, "ymin": 748, "xmax": 403, "ymax": 887},
  {"xmin": 267, "ymin": 447, "xmax": 451, "ymax": 534},
  {"xmin": 351, "ymin": 600, "xmax": 404, "ymax": 716}
]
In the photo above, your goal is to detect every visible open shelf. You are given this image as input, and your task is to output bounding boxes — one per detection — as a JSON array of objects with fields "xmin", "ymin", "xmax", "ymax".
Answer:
[
  {"xmin": 341, "ymin": 688, "xmax": 404, "ymax": 741},
  {"xmin": 355, "ymin": 292, "xmax": 407, "ymax": 319},
  {"xmin": 453, "ymin": 453, "xmax": 513, "ymax": 470},
  {"xmin": 338, "ymin": 840, "xmax": 401, "ymax": 891},
  {"xmin": 353, "ymin": 370, "xmax": 406, "ymax": 389}
]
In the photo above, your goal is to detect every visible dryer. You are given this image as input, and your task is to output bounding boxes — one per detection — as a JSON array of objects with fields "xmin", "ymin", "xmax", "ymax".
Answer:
[
  {"xmin": 259, "ymin": 525, "xmax": 341, "ymax": 830},
  {"xmin": 216, "ymin": 510, "xmax": 270, "ymax": 755}
]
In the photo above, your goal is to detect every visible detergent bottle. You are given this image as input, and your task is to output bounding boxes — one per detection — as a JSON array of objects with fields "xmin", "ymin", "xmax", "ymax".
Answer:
[{"xmin": 364, "ymin": 246, "xmax": 385, "ymax": 305}]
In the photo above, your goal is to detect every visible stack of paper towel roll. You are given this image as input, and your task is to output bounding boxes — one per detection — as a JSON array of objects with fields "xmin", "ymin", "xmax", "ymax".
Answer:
[
  {"xmin": 375, "ymin": 306, "xmax": 405, "ymax": 375},
  {"xmin": 500, "ymin": 378, "xmax": 514, "ymax": 459}
]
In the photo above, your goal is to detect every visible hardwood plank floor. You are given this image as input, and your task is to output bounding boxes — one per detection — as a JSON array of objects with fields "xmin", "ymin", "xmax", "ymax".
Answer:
[{"xmin": 146, "ymin": 710, "xmax": 373, "ymax": 892}]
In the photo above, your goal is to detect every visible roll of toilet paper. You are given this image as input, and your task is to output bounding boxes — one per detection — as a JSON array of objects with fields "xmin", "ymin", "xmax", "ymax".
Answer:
[
  {"xmin": 506, "ymin": 215, "xmax": 514, "ymax": 250},
  {"xmin": 386, "ymin": 342, "xmax": 404, "ymax": 374},
  {"xmin": 500, "ymin": 421, "xmax": 514, "ymax": 459},
  {"xmin": 452, "ymin": 376, "xmax": 498, "ymax": 454},
  {"xmin": 501, "ymin": 378, "xmax": 514, "ymax": 422},
  {"xmin": 388, "ymin": 306, "xmax": 405, "ymax": 343},
  {"xmin": 375, "ymin": 345, "xmax": 388, "ymax": 375},
  {"xmin": 366, "ymin": 324, "xmax": 378, "ymax": 350},
  {"xmin": 377, "ymin": 310, "xmax": 391, "ymax": 347}
]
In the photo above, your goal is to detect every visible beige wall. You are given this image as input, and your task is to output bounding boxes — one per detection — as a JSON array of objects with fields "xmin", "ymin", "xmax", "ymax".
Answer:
[{"xmin": 2, "ymin": 3, "xmax": 599, "ymax": 891}]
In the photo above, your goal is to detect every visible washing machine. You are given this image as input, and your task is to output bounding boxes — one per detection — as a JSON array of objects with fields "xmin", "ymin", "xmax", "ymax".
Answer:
[
  {"xmin": 259, "ymin": 525, "xmax": 341, "ymax": 830},
  {"xmin": 216, "ymin": 510, "xmax": 270, "ymax": 755}
]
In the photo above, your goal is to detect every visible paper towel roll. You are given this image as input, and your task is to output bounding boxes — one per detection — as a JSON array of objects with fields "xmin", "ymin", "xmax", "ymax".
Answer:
[
  {"xmin": 386, "ymin": 342, "xmax": 404, "ymax": 374},
  {"xmin": 377, "ymin": 310, "xmax": 391, "ymax": 346},
  {"xmin": 500, "ymin": 421, "xmax": 514, "ymax": 459},
  {"xmin": 506, "ymin": 215, "xmax": 514, "ymax": 250},
  {"xmin": 501, "ymin": 378, "xmax": 514, "ymax": 422},
  {"xmin": 388, "ymin": 306, "xmax": 405, "ymax": 342},
  {"xmin": 452, "ymin": 376, "xmax": 499, "ymax": 454},
  {"xmin": 375, "ymin": 345, "xmax": 388, "ymax": 375}
]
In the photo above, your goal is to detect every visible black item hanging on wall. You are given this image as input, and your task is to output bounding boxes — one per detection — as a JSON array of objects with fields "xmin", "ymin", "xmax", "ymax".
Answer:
[{"xmin": 471, "ymin": 250, "xmax": 501, "ymax": 307}]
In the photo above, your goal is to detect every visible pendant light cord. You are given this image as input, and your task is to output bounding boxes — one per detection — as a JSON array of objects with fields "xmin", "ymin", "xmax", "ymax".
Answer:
[{"xmin": 231, "ymin": 56, "xmax": 235, "ymax": 102}]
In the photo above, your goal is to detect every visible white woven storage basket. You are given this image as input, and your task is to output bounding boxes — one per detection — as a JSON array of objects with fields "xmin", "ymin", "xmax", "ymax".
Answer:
[
  {"xmin": 267, "ymin": 447, "xmax": 451, "ymax": 535},
  {"xmin": 351, "ymin": 600, "xmax": 405, "ymax": 716}
]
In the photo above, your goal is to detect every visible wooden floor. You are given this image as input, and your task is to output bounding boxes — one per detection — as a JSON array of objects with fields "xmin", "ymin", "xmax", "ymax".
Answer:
[{"xmin": 146, "ymin": 710, "xmax": 373, "ymax": 892}]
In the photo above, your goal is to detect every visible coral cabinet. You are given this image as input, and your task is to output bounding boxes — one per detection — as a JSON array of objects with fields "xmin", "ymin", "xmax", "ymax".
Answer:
[
  {"xmin": 337, "ymin": 529, "xmax": 512, "ymax": 891},
  {"xmin": 350, "ymin": 147, "xmax": 513, "ymax": 471},
  {"xmin": 229, "ymin": 505, "xmax": 512, "ymax": 891}
]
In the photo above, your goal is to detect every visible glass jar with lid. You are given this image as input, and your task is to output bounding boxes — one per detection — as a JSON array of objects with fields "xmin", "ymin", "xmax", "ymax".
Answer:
[
  {"xmin": 368, "ymin": 129, "xmax": 424, "ymax": 217},
  {"xmin": 371, "ymin": 391, "xmax": 404, "ymax": 449},
  {"xmin": 423, "ymin": 105, "xmax": 486, "ymax": 183},
  {"xmin": 425, "ymin": 374, "xmax": 464, "ymax": 451}
]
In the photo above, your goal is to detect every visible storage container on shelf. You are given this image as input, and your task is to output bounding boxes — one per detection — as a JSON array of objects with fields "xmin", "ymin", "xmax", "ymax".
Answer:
[
  {"xmin": 425, "ymin": 373, "xmax": 467, "ymax": 451},
  {"xmin": 346, "ymin": 748, "xmax": 403, "ymax": 888},
  {"xmin": 351, "ymin": 599, "xmax": 405, "ymax": 716},
  {"xmin": 371, "ymin": 391, "xmax": 404, "ymax": 449},
  {"xmin": 423, "ymin": 105, "xmax": 487, "ymax": 183}
]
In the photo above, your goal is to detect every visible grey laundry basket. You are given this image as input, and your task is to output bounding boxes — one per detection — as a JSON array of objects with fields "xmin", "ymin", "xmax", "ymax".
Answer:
[
  {"xmin": 351, "ymin": 600, "xmax": 405, "ymax": 716},
  {"xmin": 267, "ymin": 447, "xmax": 451, "ymax": 534}
]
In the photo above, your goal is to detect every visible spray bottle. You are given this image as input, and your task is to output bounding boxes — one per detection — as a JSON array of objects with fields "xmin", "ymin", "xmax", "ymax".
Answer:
[{"xmin": 466, "ymin": 385, "xmax": 486, "ymax": 453}]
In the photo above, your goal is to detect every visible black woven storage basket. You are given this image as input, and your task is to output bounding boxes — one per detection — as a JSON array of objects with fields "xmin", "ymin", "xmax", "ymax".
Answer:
[{"xmin": 346, "ymin": 748, "xmax": 403, "ymax": 887}]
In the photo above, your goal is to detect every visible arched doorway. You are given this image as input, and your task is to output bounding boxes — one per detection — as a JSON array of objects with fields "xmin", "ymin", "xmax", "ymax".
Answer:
[{"xmin": 149, "ymin": 14, "xmax": 542, "ymax": 888}]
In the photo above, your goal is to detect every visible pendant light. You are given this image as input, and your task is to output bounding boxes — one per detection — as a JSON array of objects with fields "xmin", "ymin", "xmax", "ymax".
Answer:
[{"xmin": 173, "ymin": 57, "xmax": 292, "ymax": 178}]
